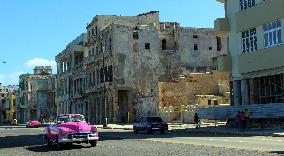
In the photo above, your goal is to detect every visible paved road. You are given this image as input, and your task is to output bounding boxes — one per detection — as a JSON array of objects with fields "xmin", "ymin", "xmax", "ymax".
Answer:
[{"xmin": 0, "ymin": 127, "xmax": 282, "ymax": 156}]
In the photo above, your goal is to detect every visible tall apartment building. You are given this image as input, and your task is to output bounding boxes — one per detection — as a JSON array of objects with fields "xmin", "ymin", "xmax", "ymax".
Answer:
[
  {"xmin": 56, "ymin": 11, "xmax": 227, "ymax": 124},
  {"xmin": 55, "ymin": 34, "xmax": 87, "ymax": 118},
  {"xmin": 0, "ymin": 84, "xmax": 18, "ymax": 124},
  {"xmin": 215, "ymin": 1, "xmax": 284, "ymax": 107},
  {"xmin": 17, "ymin": 66, "xmax": 56, "ymax": 123}
]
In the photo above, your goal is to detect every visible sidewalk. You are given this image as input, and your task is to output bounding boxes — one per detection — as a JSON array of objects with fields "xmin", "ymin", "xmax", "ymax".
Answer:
[
  {"xmin": 184, "ymin": 125, "xmax": 284, "ymax": 137},
  {"xmin": 97, "ymin": 123, "xmax": 284, "ymax": 137}
]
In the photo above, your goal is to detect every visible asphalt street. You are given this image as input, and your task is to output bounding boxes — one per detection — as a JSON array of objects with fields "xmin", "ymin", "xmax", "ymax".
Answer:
[{"xmin": 0, "ymin": 126, "xmax": 283, "ymax": 156}]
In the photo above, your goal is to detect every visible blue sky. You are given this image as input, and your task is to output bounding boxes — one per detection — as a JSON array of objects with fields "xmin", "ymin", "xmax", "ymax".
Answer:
[{"xmin": 0, "ymin": 0, "xmax": 224, "ymax": 85}]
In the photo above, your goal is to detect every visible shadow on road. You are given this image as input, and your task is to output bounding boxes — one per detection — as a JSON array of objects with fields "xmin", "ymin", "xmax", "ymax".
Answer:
[
  {"xmin": 0, "ymin": 134, "xmax": 44, "ymax": 149},
  {"xmin": 269, "ymin": 151, "xmax": 284, "ymax": 155},
  {"xmin": 26, "ymin": 144, "xmax": 92, "ymax": 152}
]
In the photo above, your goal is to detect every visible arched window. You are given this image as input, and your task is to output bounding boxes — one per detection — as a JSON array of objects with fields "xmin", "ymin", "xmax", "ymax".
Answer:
[{"xmin": 162, "ymin": 39, "xmax": 167, "ymax": 50}]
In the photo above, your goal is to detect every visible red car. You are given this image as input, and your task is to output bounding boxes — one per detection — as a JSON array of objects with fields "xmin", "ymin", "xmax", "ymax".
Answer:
[{"xmin": 26, "ymin": 120, "xmax": 41, "ymax": 128}]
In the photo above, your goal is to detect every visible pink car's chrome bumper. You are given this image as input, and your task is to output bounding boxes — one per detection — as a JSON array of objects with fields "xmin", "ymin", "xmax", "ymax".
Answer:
[{"xmin": 59, "ymin": 133, "xmax": 99, "ymax": 143}]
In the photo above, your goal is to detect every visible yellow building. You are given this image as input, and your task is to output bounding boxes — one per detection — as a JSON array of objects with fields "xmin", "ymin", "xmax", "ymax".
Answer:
[
  {"xmin": 6, "ymin": 93, "xmax": 16, "ymax": 122},
  {"xmin": 215, "ymin": 0, "xmax": 284, "ymax": 106}
]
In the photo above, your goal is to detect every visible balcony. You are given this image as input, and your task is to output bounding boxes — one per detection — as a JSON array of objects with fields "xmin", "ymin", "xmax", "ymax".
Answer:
[
  {"xmin": 236, "ymin": 0, "xmax": 284, "ymax": 32},
  {"xmin": 214, "ymin": 18, "xmax": 230, "ymax": 37},
  {"xmin": 217, "ymin": 55, "xmax": 231, "ymax": 72},
  {"xmin": 239, "ymin": 44, "xmax": 284, "ymax": 73}
]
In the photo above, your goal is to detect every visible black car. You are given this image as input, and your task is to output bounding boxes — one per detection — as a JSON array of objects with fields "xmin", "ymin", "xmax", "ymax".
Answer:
[{"xmin": 133, "ymin": 117, "xmax": 168, "ymax": 134}]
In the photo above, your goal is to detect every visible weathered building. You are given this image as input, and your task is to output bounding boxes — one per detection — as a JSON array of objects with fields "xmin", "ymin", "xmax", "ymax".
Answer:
[
  {"xmin": 158, "ymin": 72, "xmax": 230, "ymax": 122},
  {"xmin": 17, "ymin": 66, "xmax": 56, "ymax": 123},
  {"xmin": 215, "ymin": 0, "xmax": 284, "ymax": 110},
  {"xmin": 82, "ymin": 11, "xmax": 227, "ymax": 123},
  {"xmin": 0, "ymin": 84, "xmax": 18, "ymax": 124},
  {"xmin": 55, "ymin": 33, "xmax": 88, "ymax": 118}
]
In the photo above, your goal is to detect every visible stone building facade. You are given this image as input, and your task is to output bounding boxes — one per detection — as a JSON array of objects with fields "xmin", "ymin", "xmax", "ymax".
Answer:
[
  {"xmin": 17, "ymin": 66, "xmax": 56, "ymax": 123},
  {"xmin": 56, "ymin": 11, "xmax": 227, "ymax": 124},
  {"xmin": 0, "ymin": 84, "xmax": 18, "ymax": 124},
  {"xmin": 55, "ymin": 34, "xmax": 88, "ymax": 118}
]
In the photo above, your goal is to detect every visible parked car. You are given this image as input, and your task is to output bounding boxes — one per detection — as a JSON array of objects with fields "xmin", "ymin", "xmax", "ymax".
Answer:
[
  {"xmin": 43, "ymin": 114, "xmax": 99, "ymax": 150},
  {"xmin": 26, "ymin": 120, "xmax": 41, "ymax": 128},
  {"xmin": 133, "ymin": 117, "xmax": 168, "ymax": 134}
]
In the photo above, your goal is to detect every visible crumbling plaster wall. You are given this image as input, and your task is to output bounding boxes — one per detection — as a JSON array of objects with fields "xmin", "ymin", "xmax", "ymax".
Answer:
[
  {"xmin": 178, "ymin": 28, "xmax": 227, "ymax": 67},
  {"xmin": 112, "ymin": 25, "xmax": 167, "ymax": 94}
]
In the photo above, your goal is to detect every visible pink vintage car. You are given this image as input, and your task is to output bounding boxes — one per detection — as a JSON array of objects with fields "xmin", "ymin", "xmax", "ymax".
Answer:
[
  {"xmin": 43, "ymin": 114, "xmax": 99, "ymax": 149},
  {"xmin": 26, "ymin": 120, "xmax": 41, "ymax": 128}
]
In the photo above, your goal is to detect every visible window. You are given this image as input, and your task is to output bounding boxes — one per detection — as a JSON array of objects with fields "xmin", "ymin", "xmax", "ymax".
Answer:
[
  {"xmin": 109, "ymin": 38, "xmax": 112, "ymax": 50},
  {"xmin": 96, "ymin": 46, "xmax": 98, "ymax": 55},
  {"xmin": 100, "ymin": 68, "xmax": 104, "ymax": 83},
  {"xmin": 216, "ymin": 37, "xmax": 222, "ymax": 51},
  {"xmin": 145, "ymin": 43, "xmax": 150, "ymax": 50},
  {"xmin": 193, "ymin": 35, "xmax": 198, "ymax": 38},
  {"xmin": 133, "ymin": 31, "xmax": 139, "ymax": 40},
  {"xmin": 162, "ymin": 39, "xmax": 167, "ymax": 50},
  {"xmin": 91, "ymin": 48, "xmax": 94, "ymax": 56},
  {"xmin": 100, "ymin": 43, "xmax": 103, "ymax": 53},
  {"xmin": 242, "ymin": 28, "xmax": 257, "ymax": 53},
  {"xmin": 194, "ymin": 44, "xmax": 198, "ymax": 50},
  {"xmin": 240, "ymin": 0, "xmax": 255, "ymax": 11},
  {"xmin": 91, "ymin": 28, "xmax": 94, "ymax": 36},
  {"xmin": 209, "ymin": 47, "xmax": 212, "ymax": 50},
  {"xmin": 264, "ymin": 20, "xmax": 282, "ymax": 48},
  {"xmin": 208, "ymin": 99, "xmax": 211, "ymax": 105}
]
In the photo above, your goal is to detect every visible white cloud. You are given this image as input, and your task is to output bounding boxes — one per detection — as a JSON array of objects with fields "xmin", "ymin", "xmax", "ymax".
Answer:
[
  {"xmin": 0, "ymin": 71, "xmax": 25, "ymax": 85},
  {"xmin": 25, "ymin": 57, "xmax": 56, "ymax": 69}
]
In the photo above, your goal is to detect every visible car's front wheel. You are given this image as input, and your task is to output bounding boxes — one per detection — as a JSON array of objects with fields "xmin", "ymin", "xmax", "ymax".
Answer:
[
  {"xmin": 90, "ymin": 140, "xmax": 97, "ymax": 147},
  {"xmin": 160, "ymin": 129, "xmax": 165, "ymax": 134},
  {"xmin": 44, "ymin": 135, "xmax": 52, "ymax": 149},
  {"xmin": 55, "ymin": 135, "xmax": 61, "ymax": 150}
]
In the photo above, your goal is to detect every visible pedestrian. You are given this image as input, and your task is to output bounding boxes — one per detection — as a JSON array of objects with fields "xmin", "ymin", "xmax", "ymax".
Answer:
[
  {"xmin": 244, "ymin": 109, "xmax": 251, "ymax": 131},
  {"xmin": 194, "ymin": 113, "xmax": 200, "ymax": 129},
  {"xmin": 235, "ymin": 111, "xmax": 241, "ymax": 131},
  {"xmin": 240, "ymin": 111, "xmax": 246, "ymax": 132}
]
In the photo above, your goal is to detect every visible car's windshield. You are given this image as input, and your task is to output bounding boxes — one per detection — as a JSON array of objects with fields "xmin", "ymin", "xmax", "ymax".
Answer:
[
  {"xmin": 57, "ymin": 115, "xmax": 85, "ymax": 123},
  {"xmin": 146, "ymin": 117, "xmax": 163, "ymax": 123}
]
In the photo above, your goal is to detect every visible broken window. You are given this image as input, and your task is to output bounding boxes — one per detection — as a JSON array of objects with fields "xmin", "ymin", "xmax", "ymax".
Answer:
[
  {"xmin": 109, "ymin": 38, "xmax": 112, "ymax": 50},
  {"xmin": 104, "ymin": 66, "xmax": 107, "ymax": 82},
  {"xmin": 208, "ymin": 99, "xmax": 211, "ymax": 105},
  {"xmin": 162, "ymin": 39, "xmax": 167, "ymax": 50},
  {"xmin": 91, "ymin": 28, "xmax": 94, "ymax": 36},
  {"xmin": 216, "ymin": 37, "xmax": 222, "ymax": 51},
  {"xmin": 145, "ymin": 43, "xmax": 150, "ymax": 50},
  {"xmin": 194, "ymin": 44, "xmax": 198, "ymax": 50},
  {"xmin": 96, "ymin": 46, "xmax": 98, "ymax": 55},
  {"xmin": 107, "ymin": 65, "xmax": 113, "ymax": 82},
  {"xmin": 100, "ymin": 43, "xmax": 103, "ymax": 53},
  {"xmin": 213, "ymin": 100, "xmax": 218, "ymax": 105},
  {"xmin": 100, "ymin": 68, "xmax": 104, "ymax": 83},
  {"xmin": 133, "ymin": 31, "xmax": 139, "ymax": 40},
  {"xmin": 91, "ymin": 47, "xmax": 94, "ymax": 56},
  {"xmin": 193, "ymin": 35, "xmax": 198, "ymax": 38}
]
